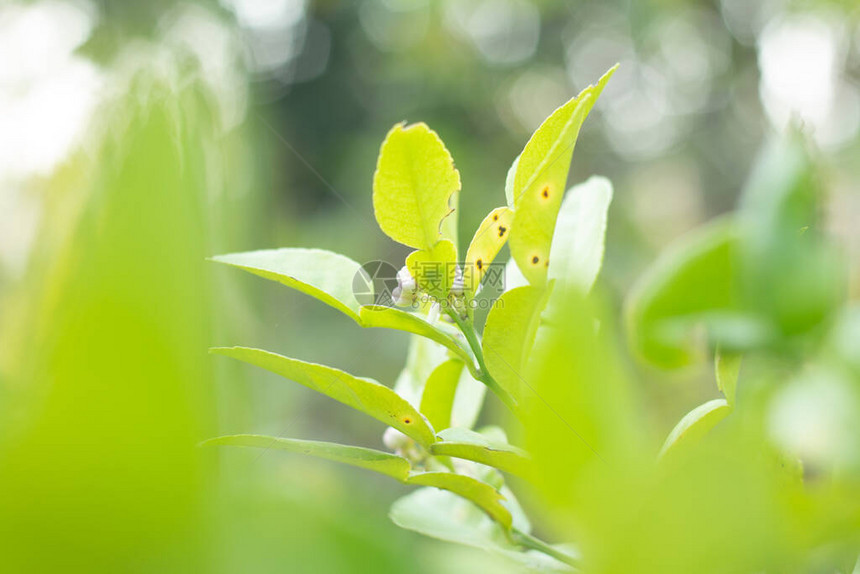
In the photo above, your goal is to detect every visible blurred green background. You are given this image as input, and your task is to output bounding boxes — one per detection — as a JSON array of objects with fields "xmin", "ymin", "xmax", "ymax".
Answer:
[{"xmin": 0, "ymin": 0, "xmax": 858, "ymax": 572}]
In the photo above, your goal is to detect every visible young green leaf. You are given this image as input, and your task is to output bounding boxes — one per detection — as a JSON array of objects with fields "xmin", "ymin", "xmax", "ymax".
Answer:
[
  {"xmin": 405, "ymin": 472, "xmax": 512, "ymax": 530},
  {"xmin": 509, "ymin": 65, "xmax": 617, "ymax": 286},
  {"xmin": 419, "ymin": 359, "xmax": 464, "ymax": 431},
  {"xmin": 547, "ymin": 176, "xmax": 613, "ymax": 295},
  {"xmin": 203, "ymin": 434, "xmax": 411, "ymax": 480},
  {"xmin": 430, "ymin": 428, "xmax": 533, "ymax": 479},
  {"xmin": 715, "ymin": 349, "xmax": 742, "ymax": 405},
  {"xmin": 373, "ymin": 122, "xmax": 461, "ymax": 250},
  {"xmin": 482, "ymin": 285, "xmax": 552, "ymax": 405},
  {"xmin": 405, "ymin": 239, "xmax": 458, "ymax": 300},
  {"xmin": 211, "ymin": 347, "xmax": 437, "ymax": 447},
  {"xmin": 210, "ymin": 248, "xmax": 367, "ymax": 323},
  {"xmin": 463, "ymin": 207, "xmax": 513, "ymax": 298},
  {"xmin": 358, "ymin": 305, "xmax": 477, "ymax": 374},
  {"xmin": 659, "ymin": 399, "xmax": 732, "ymax": 458}
]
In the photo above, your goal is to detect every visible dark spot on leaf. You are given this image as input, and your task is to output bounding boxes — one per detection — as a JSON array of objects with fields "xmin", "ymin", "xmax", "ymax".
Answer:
[
  {"xmin": 532, "ymin": 256, "xmax": 540, "ymax": 265},
  {"xmin": 498, "ymin": 226, "xmax": 507, "ymax": 237},
  {"xmin": 541, "ymin": 186, "xmax": 550, "ymax": 199},
  {"xmin": 493, "ymin": 214, "xmax": 499, "ymax": 221},
  {"xmin": 403, "ymin": 417, "xmax": 412, "ymax": 424},
  {"xmin": 476, "ymin": 259, "xmax": 483, "ymax": 270}
]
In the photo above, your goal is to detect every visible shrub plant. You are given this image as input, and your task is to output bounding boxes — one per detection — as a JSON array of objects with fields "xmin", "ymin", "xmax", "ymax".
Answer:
[{"xmin": 206, "ymin": 65, "xmax": 860, "ymax": 573}]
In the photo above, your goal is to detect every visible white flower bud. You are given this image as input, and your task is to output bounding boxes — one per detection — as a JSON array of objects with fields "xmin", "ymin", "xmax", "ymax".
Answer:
[
  {"xmin": 383, "ymin": 426, "xmax": 410, "ymax": 452},
  {"xmin": 392, "ymin": 265, "xmax": 417, "ymax": 307},
  {"xmin": 450, "ymin": 265, "xmax": 464, "ymax": 296}
]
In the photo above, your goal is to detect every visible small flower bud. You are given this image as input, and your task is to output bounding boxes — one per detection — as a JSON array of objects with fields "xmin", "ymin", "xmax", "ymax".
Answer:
[{"xmin": 450, "ymin": 265, "xmax": 465, "ymax": 296}]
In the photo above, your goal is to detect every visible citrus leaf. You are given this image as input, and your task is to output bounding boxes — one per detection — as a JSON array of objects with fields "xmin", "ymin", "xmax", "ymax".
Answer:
[
  {"xmin": 406, "ymin": 239, "xmax": 458, "ymax": 300},
  {"xmin": 450, "ymin": 367, "xmax": 487, "ymax": 430},
  {"xmin": 419, "ymin": 359, "xmax": 464, "ymax": 431},
  {"xmin": 715, "ymin": 349, "xmax": 742, "ymax": 405},
  {"xmin": 359, "ymin": 305, "xmax": 476, "ymax": 374},
  {"xmin": 509, "ymin": 65, "xmax": 617, "ymax": 286},
  {"xmin": 373, "ymin": 122, "xmax": 461, "ymax": 250},
  {"xmin": 547, "ymin": 176, "xmax": 613, "ymax": 295},
  {"xmin": 482, "ymin": 285, "xmax": 552, "ymax": 405},
  {"xmin": 431, "ymin": 428, "xmax": 532, "ymax": 479},
  {"xmin": 203, "ymin": 434, "xmax": 411, "ymax": 480},
  {"xmin": 463, "ymin": 207, "xmax": 513, "ymax": 299},
  {"xmin": 504, "ymin": 155, "xmax": 520, "ymax": 208},
  {"xmin": 390, "ymin": 488, "xmax": 571, "ymax": 572},
  {"xmin": 210, "ymin": 347, "xmax": 436, "ymax": 447},
  {"xmin": 210, "ymin": 248, "xmax": 367, "ymax": 323},
  {"xmin": 405, "ymin": 472, "xmax": 512, "ymax": 530},
  {"xmin": 659, "ymin": 399, "xmax": 732, "ymax": 458}
]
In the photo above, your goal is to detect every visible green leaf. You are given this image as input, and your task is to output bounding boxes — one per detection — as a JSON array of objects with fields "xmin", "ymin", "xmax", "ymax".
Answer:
[
  {"xmin": 203, "ymin": 434, "xmax": 411, "ymax": 480},
  {"xmin": 659, "ymin": 399, "xmax": 732, "ymax": 458},
  {"xmin": 359, "ymin": 305, "xmax": 476, "ymax": 374},
  {"xmin": 419, "ymin": 359, "xmax": 464, "ymax": 431},
  {"xmin": 406, "ymin": 239, "xmax": 458, "ymax": 300},
  {"xmin": 625, "ymin": 218, "xmax": 748, "ymax": 369},
  {"xmin": 373, "ymin": 122, "xmax": 461, "ymax": 250},
  {"xmin": 390, "ymin": 488, "xmax": 570, "ymax": 572},
  {"xmin": 509, "ymin": 65, "xmax": 617, "ymax": 286},
  {"xmin": 504, "ymin": 155, "xmax": 519, "ymax": 208},
  {"xmin": 430, "ymin": 428, "xmax": 532, "ymax": 478},
  {"xmin": 463, "ymin": 207, "xmax": 512, "ymax": 299},
  {"xmin": 450, "ymin": 367, "xmax": 487, "ymax": 430},
  {"xmin": 210, "ymin": 347, "xmax": 437, "ymax": 447},
  {"xmin": 715, "ymin": 348, "xmax": 742, "ymax": 405},
  {"xmin": 210, "ymin": 248, "xmax": 367, "ymax": 323},
  {"xmin": 405, "ymin": 472, "xmax": 512, "ymax": 530},
  {"xmin": 547, "ymin": 176, "xmax": 613, "ymax": 295},
  {"xmin": 482, "ymin": 285, "xmax": 552, "ymax": 405}
]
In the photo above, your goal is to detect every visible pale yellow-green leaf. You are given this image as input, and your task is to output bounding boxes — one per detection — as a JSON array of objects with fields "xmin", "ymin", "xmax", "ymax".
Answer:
[
  {"xmin": 659, "ymin": 398, "xmax": 732, "ymax": 458},
  {"xmin": 419, "ymin": 359, "xmax": 464, "ymax": 431},
  {"xmin": 547, "ymin": 176, "xmax": 613, "ymax": 295},
  {"xmin": 203, "ymin": 434, "xmax": 411, "ymax": 480},
  {"xmin": 359, "ymin": 305, "xmax": 476, "ymax": 375},
  {"xmin": 509, "ymin": 65, "xmax": 617, "ymax": 286},
  {"xmin": 210, "ymin": 248, "xmax": 366, "ymax": 323},
  {"xmin": 463, "ymin": 207, "xmax": 513, "ymax": 298},
  {"xmin": 373, "ymin": 122, "xmax": 461, "ymax": 250},
  {"xmin": 211, "ymin": 346, "xmax": 437, "ymax": 447},
  {"xmin": 430, "ymin": 427, "xmax": 533, "ymax": 479},
  {"xmin": 716, "ymin": 349, "xmax": 742, "ymax": 405},
  {"xmin": 482, "ymin": 285, "xmax": 552, "ymax": 405},
  {"xmin": 406, "ymin": 239, "xmax": 458, "ymax": 300},
  {"xmin": 450, "ymin": 367, "xmax": 487, "ymax": 430},
  {"xmin": 441, "ymin": 190, "xmax": 459, "ymax": 249},
  {"xmin": 390, "ymin": 488, "xmax": 570, "ymax": 572},
  {"xmin": 504, "ymin": 155, "xmax": 520, "ymax": 208},
  {"xmin": 405, "ymin": 471, "xmax": 512, "ymax": 530}
]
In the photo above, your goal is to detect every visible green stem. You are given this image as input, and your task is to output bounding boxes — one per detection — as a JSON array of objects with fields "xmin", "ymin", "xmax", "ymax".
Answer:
[
  {"xmin": 511, "ymin": 528, "xmax": 579, "ymax": 569},
  {"xmin": 444, "ymin": 307, "xmax": 517, "ymax": 413}
]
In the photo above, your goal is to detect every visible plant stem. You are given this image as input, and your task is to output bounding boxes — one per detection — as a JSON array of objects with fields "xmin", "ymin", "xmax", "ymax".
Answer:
[
  {"xmin": 444, "ymin": 307, "xmax": 517, "ymax": 413},
  {"xmin": 511, "ymin": 528, "xmax": 579, "ymax": 569}
]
